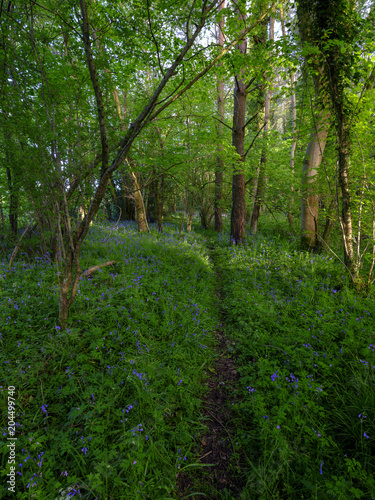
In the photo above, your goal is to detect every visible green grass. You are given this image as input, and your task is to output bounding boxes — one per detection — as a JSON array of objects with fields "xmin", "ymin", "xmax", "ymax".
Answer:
[
  {"xmin": 2, "ymin": 215, "xmax": 375, "ymax": 499},
  {"xmin": 212, "ymin": 216, "xmax": 375, "ymax": 499},
  {"xmin": 0, "ymin": 221, "xmax": 218, "ymax": 499}
]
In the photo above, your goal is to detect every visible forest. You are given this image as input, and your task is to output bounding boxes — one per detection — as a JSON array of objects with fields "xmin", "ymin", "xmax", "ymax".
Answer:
[{"xmin": 1, "ymin": 0, "xmax": 375, "ymax": 498}]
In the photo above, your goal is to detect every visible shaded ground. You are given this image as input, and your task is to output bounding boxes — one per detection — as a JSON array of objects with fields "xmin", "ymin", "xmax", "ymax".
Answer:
[{"xmin": 177, "ymin": 245, "xmax": 243, "ymax": 499}]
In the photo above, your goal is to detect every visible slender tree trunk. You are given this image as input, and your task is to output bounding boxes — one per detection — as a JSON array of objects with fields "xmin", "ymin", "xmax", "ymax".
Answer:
[
  {"xmin": 154, "ymin": 174, "xmax": 162, "ymax": 231},
  {"xmin": 322, "ymin": 199, "xmax": 335, "ymax": 245},
  {"xmin": 280, "ymin": 6, "xmax": 297, "ymax": 229},
  {"xmin": 158, "ymin": 174, "xmax": 164, "ymax": 231},
  {"xmin": 215, "ymin": 0, "xmax": 225, "ymax": 233},
  {"xmin": 0, "ymin": 196, "xmax": 5, "ymax": 233},
  {"xmin": 120, "ymin": 172, "xmax": 128, "ymax": 220},
  {"xmin": 185, "ymin": 116, "xmax": 192, "ymax": 232},
  {"xmin": 337, "ymin": 114, "xmax": 355, "ymax": 275},
  {"xmin": 187, "ymin": 210, "xmax": 194, "ymax": 232},
  {"xmin": 183, "ymin": 115, "xmax": 195, "ymax": 233},
  {"xmin": 250, "ymin": 14, "xmax": 274, "ymax": 234},
  {"xmin": 108, "ymin": 177, "xmax": 118, "ymax": 212},
  {"xmin": 6, "ymin": 167, "xmax": 18, "ymax": 235},
  {"xmin": 230, "ymin": 3, "xmax": 247, "ymax": 244},
  {"xmin": 154, "ymin": 127, "xmax": 165, "ymax": 232},
  {"xmin": 288, "ymin": 72, "xmax": 297, "ymax": 229}
]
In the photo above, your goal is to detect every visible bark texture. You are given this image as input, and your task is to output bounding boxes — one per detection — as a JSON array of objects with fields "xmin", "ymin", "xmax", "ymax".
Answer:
[{"xmin": 298, "ymin": 0, "xmax": 356, "ymax": 276}]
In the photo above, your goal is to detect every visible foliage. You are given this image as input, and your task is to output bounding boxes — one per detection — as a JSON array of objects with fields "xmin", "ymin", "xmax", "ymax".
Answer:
[{"xmin": 1, "ymin": 0, "xmax": 375, "ymax": 496}]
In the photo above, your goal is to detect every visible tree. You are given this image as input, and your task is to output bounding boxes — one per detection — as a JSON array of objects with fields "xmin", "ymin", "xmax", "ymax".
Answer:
[
  {"xmin": 37, "ymin": 0, "xmax": 272, "ymax": 327},
  {"xmin": 297, "ymin": 0, "xmax": 331, "ymax": 251},
  {"xmin": 250, "ymin": 10, "xmax": 275, "ymax": 234},
  {"xmin": 230, "ymin": 0, "xmax": 248, "ymax": 244},
  {"xmin": 297, "ymin": 0, "xmax": 375, "ymax": 282},
  {"xmin": 214, "ymin": 0, "xmax": 225, "ymax": 233}
]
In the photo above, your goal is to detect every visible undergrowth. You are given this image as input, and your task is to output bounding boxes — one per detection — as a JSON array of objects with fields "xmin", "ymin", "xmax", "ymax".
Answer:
[
  {"xmin": 0, "ymin": 221, "xmax": 218, "ymax": 499},
  {"xmin": 213, "ymin": 220, "xmax": 375, "ymax": 499},
  {"xmin": 2, "ymin": 214, "xmax": 375, "ymax": 499}
]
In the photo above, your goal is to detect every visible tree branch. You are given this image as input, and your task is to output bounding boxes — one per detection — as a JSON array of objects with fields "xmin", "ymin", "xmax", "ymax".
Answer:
[
  {"xmin": 212, "ymin": 115, "xmax": 232, "ymax": 131},
  {"xmin": 244, "ymin": 123, "xmax": 266, "ymax": 159},
  {"xmin": 148, "ymin": 3, "xmax": 275, "ymax": 122},
  {"xmin": 243, "ymin": 111, "xmax": 258, "ymax": 130}
]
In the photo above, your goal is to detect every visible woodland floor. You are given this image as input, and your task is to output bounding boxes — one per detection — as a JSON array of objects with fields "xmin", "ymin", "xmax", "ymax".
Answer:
[
  {"xmin": 177, "ymin": 245, "xmax": 243, "ymax": 499},
  {"xmin": 3, "ymin": 221, "xmax": 375, "ymax": 499}
]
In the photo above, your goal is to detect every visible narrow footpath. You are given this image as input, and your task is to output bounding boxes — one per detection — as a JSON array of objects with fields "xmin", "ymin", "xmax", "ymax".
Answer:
[{"xmin": 177, "ymin": 242, "xmax": 243, "ymax": 499}]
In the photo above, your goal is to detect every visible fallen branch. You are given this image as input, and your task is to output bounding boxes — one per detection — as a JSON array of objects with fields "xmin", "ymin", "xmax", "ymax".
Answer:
[
  {"xmin": 199, "ymin": 450, "xmax": 213, "ymax": 460},
  {"xmin": 82, "ymin": 260, "xmax": 117, "ymax": 278}
]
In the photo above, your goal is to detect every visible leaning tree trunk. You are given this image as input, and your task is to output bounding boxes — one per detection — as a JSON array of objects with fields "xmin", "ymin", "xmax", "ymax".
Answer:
[{"xmin": 131, "ymin": 171, "xmax": 150, "ymax": 233}]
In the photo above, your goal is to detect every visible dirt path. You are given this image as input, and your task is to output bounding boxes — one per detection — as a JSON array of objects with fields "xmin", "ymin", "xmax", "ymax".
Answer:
[{"xmin": 177, "ymin": 244, "xmax": 242, "ymax": 499}]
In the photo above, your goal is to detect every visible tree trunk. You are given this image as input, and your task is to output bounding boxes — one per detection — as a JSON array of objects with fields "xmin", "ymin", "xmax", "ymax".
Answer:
[
  {"xmin": 59, "ymin": 274, "xmax": 72, "ymax": 330},
  {"xmin": 0, "ymin": 196, "xmax": 5, "ymax": 233},
  {"xmin": 288, "ymin": 72, "xmax": 297, "ymax": 229},
  {"xmin": 187, "ymin": 210, "xmax": 194, "ymax": 232},
  {"xmin": 322, "ymin": 199, "xmax": 335, "ymax": 246},
  {"xmin": 337, "ymin": 114, "xmax": 355, "ymax": 276},
  {"xmin": 214, "ymin": 0, "xmax": 225, "ymax": 233},
  {"xmin": 230, "ymin": 2, "xmax": 247, "ymax": 244},
  {"xmin": 297, "ymin": 0, "xmax": 333, "ymax": 251},
  {"xmin": 250, "ymin": 14, "xmax": 274, "ymax": 234},
  {"xmin": 301, "ymin": 111, "xmax": 329, "ymax": 250},
  {"xmin": 182, "ymin": 116, "xmax": 195, "ymax": 234},
  {"xmin": 6, "ymin": 167, "xmax": 18, "ymax": 235},
  {"xmin": 157, "ymin": 174, "xmax": 164, "ymax": 231},
  {"xmin": 131, "ymin": 171, "xmax": 150, "ymax": 233},
  {"xmin": 153, "ymin": 127, "xmax": 165, "ymax": 232},
  {"xmin": 280, "ymin": 6, "xmax": 297, "ymax": 230}
]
